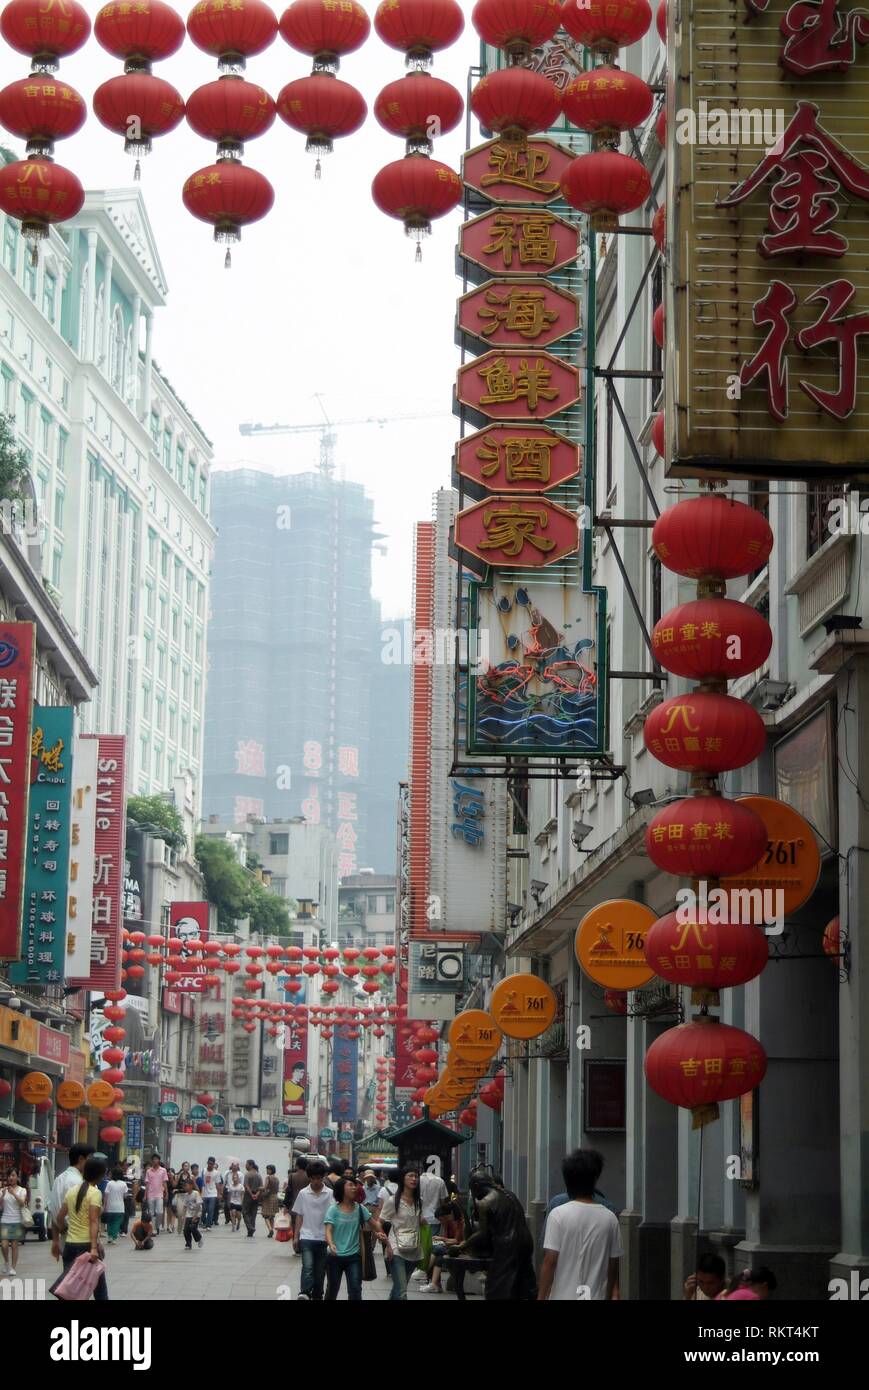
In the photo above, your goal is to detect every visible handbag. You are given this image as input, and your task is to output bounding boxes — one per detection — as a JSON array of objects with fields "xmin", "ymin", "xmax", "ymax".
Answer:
[
  {"xmin": 20, "ymin": 1204, "xmax": 34, "ymax": 1229},
  {"xmin": 417, "ymin": 1220, "xmax": 433, "ymax": 1272},
  {"xmin": 395, "ymin": 1218, "xmax": 421, "ymax": 1256},
  {"xmin": 51, "ymin": 1252, "xmax": 105, "ymax": 1301},
  {"xmin": 359, "ymin": 1209, "xmax": 377, "ymax": 1282}
]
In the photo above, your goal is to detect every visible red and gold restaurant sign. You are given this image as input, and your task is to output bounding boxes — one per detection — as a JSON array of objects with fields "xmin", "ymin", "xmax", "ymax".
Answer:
[
  {"xmin": 459, "ymin": 207, "xmax": 580, "ymax": 280},
  {"xmin": 490, "ymin": 973, "xmax": 557, "ymax": 1039},
  {"xmin": 462, "ymin": 137, "xmax": 576, "ymax": 206},
  {"xmin": 454, "ymin": 494, "xmax": 579, "ymax": 569},
  {"xmin": 575, "ymin": 900, "xmax": 658, "ymax": 991},
  {"xmin": 448, "ymin": 1009, "xmax": 503, "ymax": 1062},
  {"xmin": 457, "ymin": 278, "xmax": 580, "ymax": 349},
  {"xmin": 457, "ymin": 348, "xmax": 581, "ymax": 421},
  {"xmin": 720, "ymin": 795, "xmax": 821, "ymax": 917},
  {"xmin": 0, "ymin": 621, "xmax": 35, "ymax": 961},
  {"xmin": 455, "ymin": 424, "xmax": 580, "ymax": 497},
  {"xmin": 668, "ymin": 0, "xmax": 869, "ymax": 479}
]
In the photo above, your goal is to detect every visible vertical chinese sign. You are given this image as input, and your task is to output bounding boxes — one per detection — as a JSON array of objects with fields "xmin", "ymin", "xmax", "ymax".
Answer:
[
  {"xmin": 456, "ymin": 66, "xmax": 608, "ymax": 757},
  {"xmin": 69, "ymin": 735, "xmax": 126, "ymax": 993},
  {"xmin": 169, "ymin": 900, "xmax": 209, "ymax": 991},
  {"xmin": 10, "ymin": 705, "xmax": 74, "ymax": 988},
  {"xmin": 336, "ymin": 743, "xmax": 360, "ymax": 879},
  {"xmin": 281, "ymin": 1010, "xmax": 309, "ymax": 1118},
  {"xmin": 0, "ymin": 621, "xmax": 34, "ymax": 962},
  {"xmin": 669, "ymin": 0, "xmax": 869, "ymax": 479},
  {"xmin": 331, "ymin": 1027, "xmax": 359, "ymax": 1126},
  {"xmin": 65, "ymin": 736, "xmax": 98, "ymax": 981}
]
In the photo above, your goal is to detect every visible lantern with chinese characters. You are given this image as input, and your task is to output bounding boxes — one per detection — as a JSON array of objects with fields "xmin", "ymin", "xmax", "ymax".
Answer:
[
  {"xmin": 100, "ymin": 1125, "xmax": 124, "ymax": 1145},
  {"xmin": 645, "ymin": 795, "xmax": 767, "ymax": 878},
  {"xmin": 94, "ymin": 1, "xmax": 186, "ymax": 176},
  {"xmin": 182, "ymin": 160, "xmax": 274, "ymax": 266},
  {"xmin": 560, "ymin": 150, "xmax": 651, "ymax": 233},
  {"xmin": 374, "ymin": 0, "xmax": 463, "ymax": 69},
  {"xmin": 471, "ymin": 0, "xmax": 561, "ymax": 62},
  {"xmin": 470, "ymin": 67, "xmax": 561, "ymax": 144},
  {"xmin": 651, "ymin": 410, "xmax": 665, "ymax": 456},
  {"xmin": 656, "ymin": 0, "xmax": 668, "ymax": 43},
  {"xmin": 1, "ymin": 0, "xmax": 91, "ymax": 70},
  {"xmin": 604, "ymin": 989, "xmax": 628, "ymax": 1014},
  {"xmin": 0, "ymin": 157, "xmax": 84, "ymax": 263},
  {"xmin": 374, "ymin": 71, "xmax": 462, "ymax": 154},
  {"xmin": 655, "ymin": 105, "xmax": 666, "ymax": 145},
  {"xmin": 280, "ymin": 0, "xmax": 370, "ymax": 71},
  {"xmin": 644, "ymin": 911, "xmax": 769, "ymax": 1006},
  {"xmin": 372, "ymin": 155, "xmax": 462, "ymax": 258},
  {"xmin": 186, "ymin": 77, "xmax": 276, "ymax": 155},
  {"xmin": 643, "ymin": 692, "xmax": 767, "ymax": 775},
  {"xmin": 822, "ymin": 915, "xmax": 840, "ymax": 962},
  {"xmin": 187, "ymin": 0, "xmax": 278, "ymax": 71},
  {"xmin": 277, "ymin": 73, "xmax": 366, "ymax": 175},
  {"xmin": 652, "ymin": 495, "xmax": 774, "ymax": 582},
  {"xmin": 562, "ymin": 68, "xmax": 653, "ymax": 146},
  {"xmin": 560, "ymin": 0, "xmax": 652, "ymax": 58},
  {"xmin": 0, "ymin": 77, "xmax": 86, "ymax": 157},
  {"xmin": 652, "ymin": 201, "xmax": 665, "ymax": 251},
  {"xmin": 644, "ymin": 1017, "xmax": 767, "ymax": 1128},
  {"xmin": 651, "ymin": 598, "xmax": 772, "ymax": 681}
]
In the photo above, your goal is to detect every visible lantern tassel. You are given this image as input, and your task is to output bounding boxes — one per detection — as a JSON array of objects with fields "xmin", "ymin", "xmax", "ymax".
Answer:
[
  {"xmin": 224, "ymin": 248, "xmax": 232, "ymax": 270},
  {"xmin": 314, "ymin": 157, "xmax": 322, "ymax": 180},
  {"xmin": 30, "ymin": 244, "xmax": 39, "ymax": 269},
  {"xmin": 415, "ymin": 242, "xmax": 422, "ymax": 264},
  {"xmin": 134, "ymin": 159, "xmax": 141, "ymax": 181}
]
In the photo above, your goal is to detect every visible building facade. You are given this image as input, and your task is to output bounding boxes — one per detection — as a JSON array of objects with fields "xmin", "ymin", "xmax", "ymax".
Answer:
[{"xmin": 0, "ymin": 170, "xmax": 215, "ymax": 806}]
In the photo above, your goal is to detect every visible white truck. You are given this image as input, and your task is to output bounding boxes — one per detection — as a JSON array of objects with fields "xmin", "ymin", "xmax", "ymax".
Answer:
[{"xmin": 167, "ymin": 1133, "xmax": 297, "ymax": 1177}]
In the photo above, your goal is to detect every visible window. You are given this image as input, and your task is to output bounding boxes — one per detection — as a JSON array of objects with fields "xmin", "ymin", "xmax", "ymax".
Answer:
[
  {"xmin": 198, "ymin": 477, "xmax": 207, "ymax": 513},
  {"xmin": 22, "ymin": 335, "xmax": 34, "ymax": 371},
  {"xmin": 145, "ymin": 581, "xmax": 155, "ymax": 619},
  {"xmin": 170, "ymin": 653, "xmax": 178, "ymax": 691},
  {"xmin": 650, "ymin": 554, "xmax": 662, "ymax": 631},
  {"xmin": 181, "ymin": 713, "xmax": 189, "ymax": 748},
  {"xmin": 171, "ymin": 605, "xmax": 180, "ymax": 642},
  {"xmin": 1, "ymin": 367, "xmax": 13, "ymax": 414},
  {"xmin": 43, "ymin": 272, "xmax": 57, "ymax": 324},
  {"xmin": 53, "ymin": 488, "xmax": 64, "ymax": 532},
  {"xmin": 367, "ymin": 895, "xmax": 378, "ymax": 913},
  {"xmin": 183, "ymin": 618, "xmax": 191, "ymax": 653},
  {"xmin": 176, "ymin": 440, "xmax": 185, "ymax": 485},
  {"xmin": 39, "ymin": 410, "xmax": 51, "ymax": 456},
  {"xmin": 150, "ymin": 409, "xmax": 160, "ymax": 444},
  {"xmin": 147, "ymin": 529, "xmax": 157, "ymax": 569},
  {"xmin": 24, "ymin": 259, "xmax": 36, "ymax": 301},
  {"xmin": 57, "ymin": 428, "xmax": 67, "ymax": 472},
  {"xmin": 194, "ymin": 631, "xmax": 202, "ymax": 664},
  {"xmin": 3, "ymin": 219, "xmax": 16, "ymax": 275},
  {"xmin": 51, "ymin": 547, "xmax": 62, "ymax": 587},
  {"xmin": 60, "ymin": 377, "xmax": 69, "ymax": 410},
  {"xmin": 163, "ymin": 427, "xmax": 172, "ymax": 472},
  {"xmin": 19, "ymin": 387, "xmax": 33, "ymax": 436},
  {"xmin": 651, "ymin": 261, "xmax": 663, "ymax": 408},
  {"xmin": 140, "ymin": 734, "xmax": 149, "ymax": 772},
  {"xmin": 187, "ymin": 462, "xmax": 196, "ymax": 498},
  {"xmin": 270, "ymin": 834, "xmax": 289, "ymax": 855},
  {"xmin": 174, "ymin": 558, "xmax": 182, "ymax": 594},
  {"xmin": 157, "ymin": 642, "xmax": 167, "ymax": 681},
  {"xmin": 160, "ymin": 543, "xmax": 169, "ymax": 580},
  {"xmin": 807, "ymin": 483, "xmax": 841, "ymax": 558},
  {"xmin": 185, "ymin": 572, "xmax": 194, "ymax": 607},
  {"xmin": 2, "ymin": 309, "xmax": 13, "ymax": 347},
  {"xmin": 110, "ymin": 306, "xmax": 126, "ymax": 395},
  {"xmin": 158, "ymin": 592, "xmax": 168, "ymax": 631}
]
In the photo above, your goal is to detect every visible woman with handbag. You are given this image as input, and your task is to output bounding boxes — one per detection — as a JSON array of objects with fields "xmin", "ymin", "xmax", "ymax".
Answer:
[
  {"xmin": 378, "ymin": 1168, "xmax": 427, "ymax": 1301},
  {"xmin": 323, "ymin": 1178, "xmax": 383, "ymax": 1301},
  {"xmin": 54, "ymin": 1156, "xmax": 109, "ymax": 1300},
  {"xmin": 1, "ymin": 1168, "xmax": 30, "ymax": 1277}
]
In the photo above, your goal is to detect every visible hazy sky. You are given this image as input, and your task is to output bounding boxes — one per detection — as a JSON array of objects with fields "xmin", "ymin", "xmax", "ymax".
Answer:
[{"xmin": 47, "ymin": 8, "xmax": 481, "ymax": 614}]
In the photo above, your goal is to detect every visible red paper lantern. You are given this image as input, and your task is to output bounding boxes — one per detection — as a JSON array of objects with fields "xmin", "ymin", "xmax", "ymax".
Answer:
[
  {"xmin": 99, "ymin": 1106, "xmax": 124, "ymax": 1123},
  {"xmin": 321, "ymin": 980, "xmax": 339, "ymax": 994},
  {"xmin": 562, "ymin": 68, "xmax": 653, "ymax": 139},
  {"xmin": 247, "ymin": 945, "xmax": 266, "ymax": 958},
  {"xmin": 372, "ymin": 155, "xmax": 462, "ymax": 256},
  {"xmin": 223, "ymin": 961, "xmax": 241, "ymax": 974},
  {"xmin": 101, "ymin": 1068, "xmax": 126, "ymax": 1085},
  {"xmin": 374, "ymin": 1027, "xmax": 385, "ymax": 1037},
  {"xmin": 375, "ymin": 71, "xmax": 462, "ymax": 153},
  {"xmin": 128, "ymin": 930, "xmax": 147, "ymax": 945},
  {"xmin": 645, "ymin": 795, "xmax": 767, "ymax": 878},
  {"xmin": 414, "ymin": 1065, "xmax": 438, "ymax": 1083},
  {"xmin": 322, "ymin": 964, "xmax": 340, "ymax": 977},
  {"xmin": 343, "ymin": 947, "xmax": 361, "ymax": 960},
  {"xmin": 302, "ymin": 947, "xmax": 320, "ymax": 959},
  {"xmin": 187, "ymin": 0, "xmax": 278, "ymax": 66},
  {"xmin": 644, "ymin": 691, "xmax": 767, "ymax": 774},
  {"xmin": 343, "ymin": 964, "xmax": 360, "ymax": 977},
  {"xmin": 652, "ymin": 495, "xmax": 775, "ymax": 581},
  {"xmin": 470, "ymin": 67, "xmax": 561, "ymax": 140},
  {"xmin": 655, "ymin": 105, "xmax": 666, "ymax": 145},
  {"xmin": 651, "ymin": 410, "xmax": 665, "ymax": 456},
  {"xmin": 146, "ymin": 934, "xmax": 165, "ymax": 948},
  {"xmin": 196, "ymin": 1121, "xmax": 214, "ymax": 1133},
  {"xmin": 223, "ymin": 942, "xmax": 242, "ymax": 955},
  {"xmin": 645, "ymin": 912, "xmax": 769, "ymax": 997},
  {"xmin": 604, "ymin": 989, "xmax": 628, "ymax": 1014},
  {"xmin": 146, "ymin": 953, "xmax": 162, "ymax": 966},
  {"xmin": 414, "ymin": 1026, "xmax": 439, "ymax": 1043},
  {"xmin": 100, "ymin": 1125, "xmax": 124, "ymax": 1145},
  {"xmin": 652, "ymin": 598, "xmax": 772, "ymax": 681},
  {"xmin": 653, "ymin": 301, "xmax": 664, "ymax": 349},
  {"xmin": 126, "ymin": 965, "xmax": 146, "ymax": 979},
  {"xmin": 280, "ymin": 0, "xmax": 369, "ymax": 68},
  {"xmin": 560, "ymin": 0, "xmax": 652, "ymax": 56},
  {"xmin": 243, "ymin": 1021, "xmax": 257, "ymax": 1032},
  {"xmin": 182, "ymin": 161, "xmax": 274, "ymax": 265},
  {"xmin": 103, "ymin": 1004, "xmax": 126, "ymax": 1020},
  {"xmin": 560, "ymin": 150, "xmax": 651, "ymax": 232},
  {"xmin": 645, "ymin": 1018, "xmax": 767, "ymax": 1126},
  {"xmin": 102, "ymin": 1047, "xmax": 125, "ymax": 1065},
  {"xmin": 381, "ymin": 945, "xmax": 396, "ymax": 958},
  {"xmin": 95, "ymin": 0, "xmax": 186, "ymax": 62},
  {"xmin": 479, "ymin": 1083, "xmax": 502, "ymax": 1111},
  {"xmin": 186, "ymin": 77, "xmax": 276, "ymax": 149},
  {"xmin": 126, "ymin": 948, "xmax": 146, "ymax": 961},
  {"xmin": 286, "ymin": 979, "xmax": 304, "ymax": 993},
  {"xmin": 322, "ymin": 947, "xmax": 340, "ymax": 960},
  {"xmin": 1, "ymin": 0, "xmax": 91, "ymax": 65},
  {"xmin": 33, "ymin": 1096, "xmax": 53, "ymax": 1113},
  {"xmin": 822, "ymin": 915, "xmax": 840, "ymax": 961},
  {"xmin": 302, "ymin": 963, "xmax": 320, "ymax": 976},
  {"xmin": 381, "ymin": 962, "xmax": 396, "ymax": 975},
  {"xmin": 362, "ymin": 981, "xmax": 381, "ymax": 993},
  {"xmin": 472, "ymin": 0, "xmax": 561, "ymax": 59},
  {"xmin": 652, "ymin": 201, "xmax": 665, "ymax": 251},
  {"xmin": 284, "ymin": 945, "xmax": 303, "ymax": 959},
  {"xmin": 244, "ymin": 963, "xmax": 263, "ymax": 975},
  {"xmin": 656, "ymin": 0, "xmax": 667, "ymax": 43},
  {"xmin": 0, "ymin": 77, "xmax": 86, "ymax": 152},
  {"xmin": 243, "ymin": 979, "xmax": 262, "ymax": 992},
  {"xmin": 374, "ymin": 0, "xmax": 463, "ymax": 65},
  {"xmin": 360, "ymin": 965, "xmax": 380, "ymax": 978},
  {"xmin": 277, "ymin": 73, "xmax": 366, "ymax": 171},
  {"xmin": 410, "ymin": 1104, "xmax": 424, "ymax": 1118},
  {"xmin": 0, "ymin": 158, "xmax": 84, "ymax": 260},
  {"xmin": 104, "ymin": 1026, "xmax": 126, "ymax": 1042}
]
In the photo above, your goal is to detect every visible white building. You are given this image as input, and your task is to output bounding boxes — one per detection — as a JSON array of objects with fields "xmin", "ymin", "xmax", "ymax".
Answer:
[{"xmin": 0, "ymin": 161, "xmax": 215, "ymax": 807}]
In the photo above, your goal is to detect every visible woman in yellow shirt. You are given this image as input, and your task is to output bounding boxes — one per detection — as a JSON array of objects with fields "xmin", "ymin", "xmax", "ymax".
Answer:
[{"xmin": 55, "ymin": 1156, "xmax": 109, "ymax": 1300}]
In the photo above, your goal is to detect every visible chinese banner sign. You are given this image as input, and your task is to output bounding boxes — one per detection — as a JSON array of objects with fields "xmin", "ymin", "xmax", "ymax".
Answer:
[
  {"xmin": 0, "ymin": 621, "xmax": 34, "ymax": 960},
  {"xmin": 331, "ymin": 1030, "xmax": 358, "ymax": 1125},
  {"xmin": 10, "ymin": 705, "xmax": 74, "ymax": 988},
  {"xmin": 169, "ymin": 901, "xmax": 209, "ymax": 991},
  {"xmin": 281, "ymin": 1012, "xmax": 309, "ymax": 1117},
  {"xmin": 669, "ymin": 0, "xmax": 869, "ymax": 479},
  {"xmin": 69, "ymin": 735, "xmax": 126, "ymax": 993},
  {"xmin": 65, "ymin": 736, "xmax": 98, "ymax": 981}
]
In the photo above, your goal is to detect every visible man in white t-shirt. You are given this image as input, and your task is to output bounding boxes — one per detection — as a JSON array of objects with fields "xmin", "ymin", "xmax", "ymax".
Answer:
[
  {"xmin": 291, "ymin": 1161, "xmax": 332, "ymax": 1302},
  {"xmin": 48, "ymin": 1143, "xmax": 95, "ymax": 1258},
  {"xmin": 538, "ymin": 1150, "xmax": 621, "ymax": 1301},
  {"xmin": 201, "ymin": 1158, "xmax": 222, "ymax": 1230}
]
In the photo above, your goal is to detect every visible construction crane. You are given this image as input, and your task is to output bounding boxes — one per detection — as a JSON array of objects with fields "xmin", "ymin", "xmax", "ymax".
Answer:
[{"xmin": 239, "ymin": 402, "xmax": 452, "ymax": 477}]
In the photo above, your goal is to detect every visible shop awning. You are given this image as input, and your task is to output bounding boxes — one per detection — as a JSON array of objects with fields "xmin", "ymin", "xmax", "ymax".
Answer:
[{"xmin": 0, "ymin": 1116, "xmax": 39, "ymax": 1139}]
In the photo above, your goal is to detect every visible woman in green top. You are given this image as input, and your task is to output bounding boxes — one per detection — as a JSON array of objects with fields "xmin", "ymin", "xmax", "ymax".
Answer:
[
  {"xmin": 324, "ymin": 1178, "xmax": 383, "ymax": 1301},
  {"xmin": 55, "ymin": 1156, "xmax": 109, "ymax": 1300}
]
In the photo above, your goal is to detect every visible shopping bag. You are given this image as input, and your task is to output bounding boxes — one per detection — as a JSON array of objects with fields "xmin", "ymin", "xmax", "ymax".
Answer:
[
  {"xmin": 274, "ymin": 1210, "xmax": 291, "ymax": 1243},
  {"xmin": 51, "ymin": 1252, "xmax": 105, "ymax": 1301},
  {"xmin": 417, "ymin": 1221, "xmax": 433, "ymax": 1272}
]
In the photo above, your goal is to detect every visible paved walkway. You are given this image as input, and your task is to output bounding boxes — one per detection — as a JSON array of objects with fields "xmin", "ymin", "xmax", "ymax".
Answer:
[{"xmin": 11, "ymin": 1221, "xmax": 468, "ymax": 1302}]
